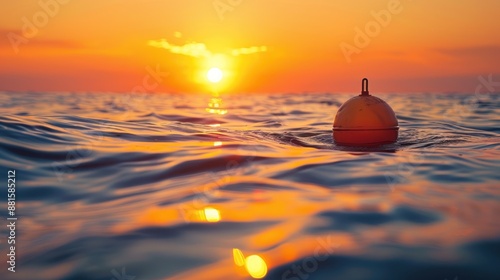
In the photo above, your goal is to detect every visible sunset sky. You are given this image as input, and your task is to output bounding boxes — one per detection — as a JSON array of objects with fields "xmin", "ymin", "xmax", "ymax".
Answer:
[{"xmin": 1, "ymin": 0, "xmax": 499, "ymax": 93}]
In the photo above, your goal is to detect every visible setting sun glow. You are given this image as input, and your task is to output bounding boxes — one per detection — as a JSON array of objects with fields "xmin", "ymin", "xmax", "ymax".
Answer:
[{"xmin": 207, "ymin": 67, "xmax": 223, "ymax": 83}]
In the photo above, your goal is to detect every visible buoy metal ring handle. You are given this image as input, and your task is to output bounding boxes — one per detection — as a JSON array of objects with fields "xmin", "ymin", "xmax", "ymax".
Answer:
[{"xmin": 361, "ymin": 78, "xmax": 369, "ymax": 96}]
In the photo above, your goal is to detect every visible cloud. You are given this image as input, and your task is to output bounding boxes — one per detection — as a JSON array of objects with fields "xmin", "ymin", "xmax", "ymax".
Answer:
[
  {"xmin": 231, "ymin": 46, "xmax": 267, "ymax": 56},
  {"xmin": 148, "ymin": 38, "xmax": 267, "ymax": 58},
  {"xmin": 0, "ymin": 28, "xmax": 82, "ymax": 50},
  {"xmin": 148, "ymin": 39, "xmax": 212, "ymax": 58},
  {"xmin": 435, "ymin": 45, "xmax": 500, "ymax": 58}
]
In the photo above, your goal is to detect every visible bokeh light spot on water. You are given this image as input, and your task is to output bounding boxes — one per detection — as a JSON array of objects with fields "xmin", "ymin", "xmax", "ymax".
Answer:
[
  {"xmin": 245, "ymin": 254, "xmax": 268, "ymax": 279},
  {"xmin": 203, "ymin": 207, "xmax": 221, "ymax": 222},
  {"xmin": 2, "ymin": 92, "xmax": 499, "ymax": 279},
  {"xmin": 233, "ymin": 248, "xmax": 246, "ymax": 267},
  {"xmin": 213, "ymin": 141, "xmax": 223, "ymax": 147}
]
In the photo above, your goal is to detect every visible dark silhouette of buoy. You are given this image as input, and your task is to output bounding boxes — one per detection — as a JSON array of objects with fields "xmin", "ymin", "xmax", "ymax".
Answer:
[{"xmin": 333, "ymin": 78, "xmax": 398, "ymax": 146}]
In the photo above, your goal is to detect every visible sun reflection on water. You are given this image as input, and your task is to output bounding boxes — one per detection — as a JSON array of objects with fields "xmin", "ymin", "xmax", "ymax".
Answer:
[
  {"xmin": 206, "ymin": 95, "xmax": 228, "ymax": 115},
  {"xmin": 233, "ymin": 248, "xmax": 246, "ymax": 267},
  {"xmin": 233, "ymin": 248, "xmax": 268, "ymax": 279},
  {"xmin": 202, "ymin": 207, "xmax": 221, "ymax": 223},
  {"xmin": 213, "ymin": 141, "xmax": 223, "ymax": 147},
  {"xmin": 245, "ymin": 255, "xmax": 268, "ymax": 279}
]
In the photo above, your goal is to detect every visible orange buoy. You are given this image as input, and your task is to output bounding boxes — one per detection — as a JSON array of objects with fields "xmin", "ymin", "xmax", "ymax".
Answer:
[{"xmin": 333, "ymin": 78, "xmax": 398, "ymax": 146}]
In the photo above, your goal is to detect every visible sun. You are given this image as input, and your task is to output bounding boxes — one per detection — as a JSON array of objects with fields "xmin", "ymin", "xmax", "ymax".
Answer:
[{"xmin": 207, "ymin": 67, "xmax": 223, "ymax": 83}]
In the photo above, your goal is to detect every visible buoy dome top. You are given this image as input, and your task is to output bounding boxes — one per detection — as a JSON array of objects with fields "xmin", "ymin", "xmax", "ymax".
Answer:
[{"xmin": 333, "ymin": 78, "xmax": 398, "ymax": 129}]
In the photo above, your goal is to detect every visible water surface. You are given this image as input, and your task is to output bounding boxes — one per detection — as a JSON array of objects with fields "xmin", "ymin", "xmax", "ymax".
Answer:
[{"xmin": 0, "ymin": 91, "xmax": 499, "ymax": 280}]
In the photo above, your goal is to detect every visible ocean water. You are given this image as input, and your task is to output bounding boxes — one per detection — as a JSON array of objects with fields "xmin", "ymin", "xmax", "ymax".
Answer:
[{"xmin": 0, "ymin": 91, "xmax": 499, "ymax": 280}]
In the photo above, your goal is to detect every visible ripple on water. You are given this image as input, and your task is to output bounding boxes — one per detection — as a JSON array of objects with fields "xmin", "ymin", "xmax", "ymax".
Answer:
[{"xmin": 0, "ymin": 92, "xmax": 498, "ymax": 280}]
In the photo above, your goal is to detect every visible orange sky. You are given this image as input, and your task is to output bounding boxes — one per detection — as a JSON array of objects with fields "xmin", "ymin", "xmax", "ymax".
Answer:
[{"xmin": 1, "ymin": 0, "xmax": 499, "ymax": 93}]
